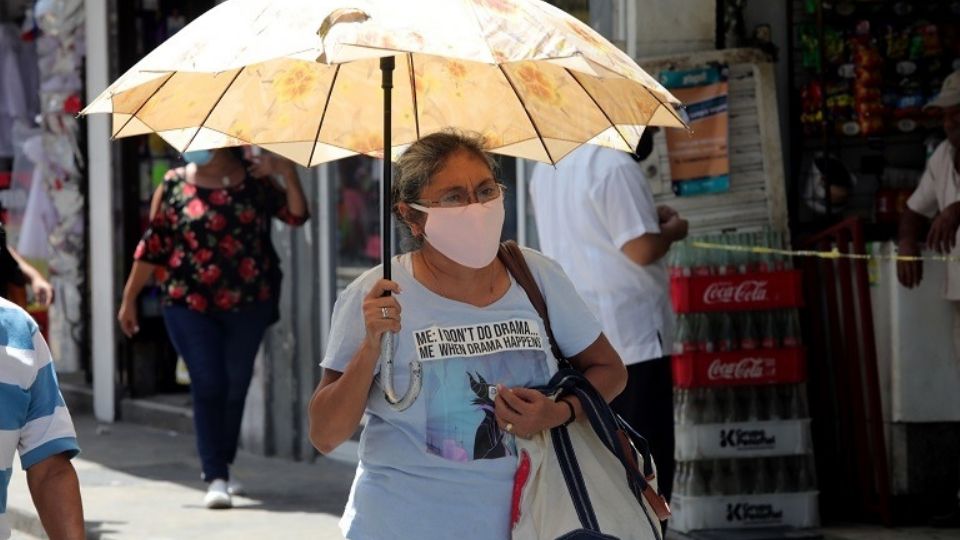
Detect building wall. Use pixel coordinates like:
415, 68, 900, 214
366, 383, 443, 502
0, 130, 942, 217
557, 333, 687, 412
631, 0, 715, 56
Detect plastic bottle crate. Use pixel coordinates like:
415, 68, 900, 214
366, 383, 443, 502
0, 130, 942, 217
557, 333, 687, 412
672, 347, 806, 388
671, 270, 804, 313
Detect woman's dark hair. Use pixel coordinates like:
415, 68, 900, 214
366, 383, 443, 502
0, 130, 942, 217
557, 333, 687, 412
391, 130, 498, 248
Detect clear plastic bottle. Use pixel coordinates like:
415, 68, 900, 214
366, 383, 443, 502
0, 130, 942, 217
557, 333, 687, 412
696, 313, 716, 353
718, 312, 737, 352
675, 388, 689, 425
789, 384, 810, 419
722, 387, 740, 423
768, 385, 786, 420
690, 461, 708, 496
688, 388, 705, 425
797, 455, 815, 492
703, 388, 721, 424
746, 386, 761, 421
713, 459, 732, 495
783, 309, 803, 348
773, 456, 793, 493
754, 457, 774, 494
740, 312, 759, 350
673, 315, 696, 355
672, 462, 688, 497
729, 459, 745, 495
760, 311, 780, 349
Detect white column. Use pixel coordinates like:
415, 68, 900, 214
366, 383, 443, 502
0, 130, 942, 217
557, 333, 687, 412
317, 165, 334, 348
85, 0, 115, 422
516, 159, 528, 247
625, 0, 638, 59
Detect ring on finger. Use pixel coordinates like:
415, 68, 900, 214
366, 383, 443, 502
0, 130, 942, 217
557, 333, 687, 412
381, 307, 390, 319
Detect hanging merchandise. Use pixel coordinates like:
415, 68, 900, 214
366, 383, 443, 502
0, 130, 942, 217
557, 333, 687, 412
0, 23, 40, 160
5, 124, 43, 252
21, 0, 87, 373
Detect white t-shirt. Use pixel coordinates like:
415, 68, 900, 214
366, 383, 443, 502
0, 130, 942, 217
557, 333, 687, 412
530, 144, 674, 364
321, 249, 601, 540
907, 140, 960, 300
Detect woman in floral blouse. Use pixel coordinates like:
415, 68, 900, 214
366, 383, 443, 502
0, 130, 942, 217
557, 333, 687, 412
117, 147, 308, 509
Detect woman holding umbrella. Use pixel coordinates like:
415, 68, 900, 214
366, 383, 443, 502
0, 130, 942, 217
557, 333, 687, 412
309, 130, 627, 539
118, 147, 308, 509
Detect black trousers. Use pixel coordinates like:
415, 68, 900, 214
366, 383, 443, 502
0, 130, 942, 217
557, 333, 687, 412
610, 356, 675, 502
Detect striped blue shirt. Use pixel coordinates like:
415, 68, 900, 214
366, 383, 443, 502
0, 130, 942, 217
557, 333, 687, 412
0, 299, 79, 539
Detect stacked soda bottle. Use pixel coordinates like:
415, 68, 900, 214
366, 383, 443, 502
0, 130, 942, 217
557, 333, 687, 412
667, 228, 818, 533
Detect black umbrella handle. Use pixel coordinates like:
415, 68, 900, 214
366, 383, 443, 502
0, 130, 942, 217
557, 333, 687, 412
380, 56, 395, 283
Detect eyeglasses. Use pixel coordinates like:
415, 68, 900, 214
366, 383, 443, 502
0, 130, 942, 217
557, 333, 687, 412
415, 182, 506, 208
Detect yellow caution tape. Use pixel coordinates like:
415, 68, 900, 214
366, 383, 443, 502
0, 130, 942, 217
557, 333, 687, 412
690, 241, 960, 262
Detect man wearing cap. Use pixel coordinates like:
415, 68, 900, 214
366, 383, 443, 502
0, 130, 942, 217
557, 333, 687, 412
897, 70, 960, 527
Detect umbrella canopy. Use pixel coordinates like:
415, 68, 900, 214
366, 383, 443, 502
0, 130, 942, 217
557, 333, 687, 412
83, 0, 685, 166
84, 0, 688, 411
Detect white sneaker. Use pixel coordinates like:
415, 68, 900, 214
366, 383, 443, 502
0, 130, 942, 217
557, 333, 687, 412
227, 479, 245, 496
204, 479, 232, 509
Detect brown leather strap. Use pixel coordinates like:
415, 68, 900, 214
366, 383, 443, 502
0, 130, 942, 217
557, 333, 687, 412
497, 241, 570, 369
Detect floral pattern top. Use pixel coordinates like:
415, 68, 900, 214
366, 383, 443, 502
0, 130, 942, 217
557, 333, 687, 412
134, 173, 308, 313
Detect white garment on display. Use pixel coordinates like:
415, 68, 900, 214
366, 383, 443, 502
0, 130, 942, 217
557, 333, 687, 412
17, 167, 57, 259
0, 24, 28, 158
530, 144, 675, 365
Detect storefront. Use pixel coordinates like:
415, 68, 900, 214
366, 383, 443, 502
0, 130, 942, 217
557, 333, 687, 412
67, 0, 960, 528
786, 0, 960, 524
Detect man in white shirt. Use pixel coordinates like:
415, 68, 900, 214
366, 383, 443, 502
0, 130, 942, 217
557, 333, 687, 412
897, 70, 960, 527
530, 133, 688, 500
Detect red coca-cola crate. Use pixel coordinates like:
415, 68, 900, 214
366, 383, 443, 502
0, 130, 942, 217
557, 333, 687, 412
670, 270, 804, 313
672, 347, 806, 388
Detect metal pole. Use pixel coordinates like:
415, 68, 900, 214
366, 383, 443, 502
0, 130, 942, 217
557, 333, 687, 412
86, 0, 116, 422
381, 56, 395, 280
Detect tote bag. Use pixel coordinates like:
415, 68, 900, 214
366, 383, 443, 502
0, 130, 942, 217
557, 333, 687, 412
497, 242, 670, 540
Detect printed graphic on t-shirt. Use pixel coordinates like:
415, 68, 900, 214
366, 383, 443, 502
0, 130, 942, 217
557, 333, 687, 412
414, 319, 550, 463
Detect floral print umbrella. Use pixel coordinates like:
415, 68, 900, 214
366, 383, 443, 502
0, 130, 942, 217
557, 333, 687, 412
83, 0, 685, 166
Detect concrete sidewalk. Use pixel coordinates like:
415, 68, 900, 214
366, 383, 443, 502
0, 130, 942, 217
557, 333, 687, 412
6, 415, 356, 539
8, 415, 959, 540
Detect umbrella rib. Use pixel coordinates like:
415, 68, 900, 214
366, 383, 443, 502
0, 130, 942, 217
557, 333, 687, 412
462, 0, 500, 64
497, 65, 554, 165
182, 67, 246, 152
307, 64, 341, 167
112, 72, 175, 138
407, 53, 421, 140
641, 81, 686, 129
564, 68, 635, 153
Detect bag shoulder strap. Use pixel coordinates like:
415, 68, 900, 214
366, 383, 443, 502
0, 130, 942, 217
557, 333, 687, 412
497, 241, 569, 369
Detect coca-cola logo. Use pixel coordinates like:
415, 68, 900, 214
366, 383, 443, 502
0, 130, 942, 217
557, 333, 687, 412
707, 358, 774, 381
726, 503, 784, 522
720, 429, 777, 449
703, 281, 770, 304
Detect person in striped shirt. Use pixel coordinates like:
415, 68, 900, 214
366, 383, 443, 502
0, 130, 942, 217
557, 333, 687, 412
0, 295, 84, 539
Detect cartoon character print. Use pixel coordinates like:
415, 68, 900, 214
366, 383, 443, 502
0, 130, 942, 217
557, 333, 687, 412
423, 347, 549, 463
468, 372, 511, 460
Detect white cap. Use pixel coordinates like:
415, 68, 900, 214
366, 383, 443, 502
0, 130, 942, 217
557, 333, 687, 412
925, 70, 960, 109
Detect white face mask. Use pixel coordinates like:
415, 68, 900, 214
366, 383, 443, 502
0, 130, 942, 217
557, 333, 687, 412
409, 196, 505, 268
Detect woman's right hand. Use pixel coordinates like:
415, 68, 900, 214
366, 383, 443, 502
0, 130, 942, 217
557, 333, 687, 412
118, 299, 140, 338
362, 279, 402, 352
